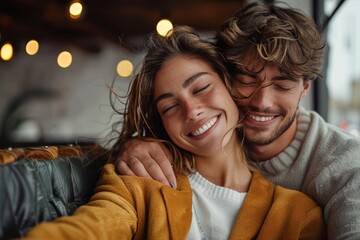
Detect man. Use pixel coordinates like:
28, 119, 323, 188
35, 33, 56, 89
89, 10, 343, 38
115, 1, 360, 239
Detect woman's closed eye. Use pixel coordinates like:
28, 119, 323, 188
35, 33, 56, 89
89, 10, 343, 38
193, 83, 211, 94
162, 103, 179, 114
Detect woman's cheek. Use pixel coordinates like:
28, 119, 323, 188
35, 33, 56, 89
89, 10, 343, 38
162, 118, 175, 134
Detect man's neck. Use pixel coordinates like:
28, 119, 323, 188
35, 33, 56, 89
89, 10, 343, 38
249, 119, 298, 161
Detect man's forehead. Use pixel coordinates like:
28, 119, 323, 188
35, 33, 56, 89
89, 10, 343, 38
235, 64, 301, 82
236, 62, 278, 76
234, 51, 267, 71
232, 52, 303, 82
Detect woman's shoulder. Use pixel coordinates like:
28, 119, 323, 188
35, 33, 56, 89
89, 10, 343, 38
250, 172, 320, 213
272, 185, 326, 238
99, 164, 191, 193
273, 184, 319, 209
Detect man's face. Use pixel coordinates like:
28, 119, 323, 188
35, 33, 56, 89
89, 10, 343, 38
233, 62, 310, 146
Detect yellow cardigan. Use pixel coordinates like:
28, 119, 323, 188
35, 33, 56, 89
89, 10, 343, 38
23, 164, 326, 240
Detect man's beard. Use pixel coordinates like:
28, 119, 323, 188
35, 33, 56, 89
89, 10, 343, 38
241, 107, 298, 146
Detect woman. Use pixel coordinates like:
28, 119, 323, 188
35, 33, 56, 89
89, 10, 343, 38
23, 26, 325, 240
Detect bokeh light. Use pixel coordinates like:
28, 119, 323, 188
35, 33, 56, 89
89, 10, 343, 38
156, 19, 173, 37
69, 2, 83, 19
1, 42, 14, 61
57, 51, 72, 68
117, 60, 133, 77
26, 40, 39, 55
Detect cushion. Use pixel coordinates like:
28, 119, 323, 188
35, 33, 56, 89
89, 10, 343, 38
0, 145, 108, 239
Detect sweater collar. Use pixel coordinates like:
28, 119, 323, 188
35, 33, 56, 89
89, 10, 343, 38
249, 107, 310, 175
161, 172, 276, 239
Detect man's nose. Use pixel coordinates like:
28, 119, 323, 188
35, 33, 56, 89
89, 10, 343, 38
249, 85, 274, 110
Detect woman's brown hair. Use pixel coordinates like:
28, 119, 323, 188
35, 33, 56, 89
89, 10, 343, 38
111, 26, 241, 174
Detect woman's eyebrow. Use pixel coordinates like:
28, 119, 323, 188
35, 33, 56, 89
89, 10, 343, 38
182, 72, 209, 88
155, 93, 173, 106
155, 72, 209, 105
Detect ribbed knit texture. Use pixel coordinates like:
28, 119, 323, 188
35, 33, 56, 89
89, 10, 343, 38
249, 106, 360, 240
250, 107, 309, 176
187, 172, 246, 240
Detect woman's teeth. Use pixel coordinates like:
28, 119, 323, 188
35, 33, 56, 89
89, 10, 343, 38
191, 116, 218, 136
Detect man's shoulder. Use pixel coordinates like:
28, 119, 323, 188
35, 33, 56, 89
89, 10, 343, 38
297, 108, 360, 164
300, 107, 359, 142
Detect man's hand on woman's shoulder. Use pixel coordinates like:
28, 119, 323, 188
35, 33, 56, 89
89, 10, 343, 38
115, 138, 177, 188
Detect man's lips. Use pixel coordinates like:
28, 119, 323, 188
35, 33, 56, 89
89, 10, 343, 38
188, 116, 219, 137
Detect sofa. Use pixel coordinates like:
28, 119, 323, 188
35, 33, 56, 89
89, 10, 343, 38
0, 144, 109, 239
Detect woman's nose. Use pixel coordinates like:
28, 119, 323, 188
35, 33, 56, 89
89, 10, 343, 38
183, 99, 203, 120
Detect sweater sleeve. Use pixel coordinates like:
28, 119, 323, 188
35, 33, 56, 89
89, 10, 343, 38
22, 164, 138, 240
318, 138, 360, 240
247, 108, 360, 239
297, 109, 360, 239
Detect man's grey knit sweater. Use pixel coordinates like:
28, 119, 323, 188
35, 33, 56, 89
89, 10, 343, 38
250, 107, 360, 240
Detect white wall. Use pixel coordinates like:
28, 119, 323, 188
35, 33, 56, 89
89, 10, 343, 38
0, 41, 142, 146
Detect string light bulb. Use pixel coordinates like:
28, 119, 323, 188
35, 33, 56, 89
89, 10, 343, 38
57, 51, 72, 68
156, 19, 173, 37
117, 60, 133, 77
26, 40, 39, 55
69, 1, 83, 19
1, 42, 14, 61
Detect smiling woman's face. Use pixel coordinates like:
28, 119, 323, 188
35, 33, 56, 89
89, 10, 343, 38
154, 55, 239, 158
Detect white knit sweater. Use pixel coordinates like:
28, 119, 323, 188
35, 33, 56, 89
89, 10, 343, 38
249, 107, 360, 240
187, 172, 246, 240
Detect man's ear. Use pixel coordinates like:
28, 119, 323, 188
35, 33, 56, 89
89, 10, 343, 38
301, 81, 311, 99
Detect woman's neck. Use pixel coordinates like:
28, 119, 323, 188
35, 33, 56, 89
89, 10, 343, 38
194, 135, 252, 192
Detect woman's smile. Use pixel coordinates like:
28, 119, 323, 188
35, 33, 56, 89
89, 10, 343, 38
189, 115, 219, 137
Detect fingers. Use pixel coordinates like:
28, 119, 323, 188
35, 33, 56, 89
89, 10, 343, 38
115, 159, 136, 176
149, 152, 177, 189
116, 155, 152, 178
142, 160, 172, 186
114, 138, 177, 188
117, 155, 171, 186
